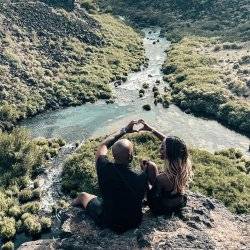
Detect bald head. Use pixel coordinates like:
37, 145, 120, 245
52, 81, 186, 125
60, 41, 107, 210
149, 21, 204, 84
112, 139, 133, 165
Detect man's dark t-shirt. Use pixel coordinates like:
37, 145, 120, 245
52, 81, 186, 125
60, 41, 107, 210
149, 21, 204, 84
96, 156, 148, 232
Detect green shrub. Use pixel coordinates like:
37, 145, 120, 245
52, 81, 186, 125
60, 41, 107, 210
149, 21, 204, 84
21, 213, 31, 221
8, 206, 21, 218
15, 219, 23, 233
23, 215, 42, 236
0, 129, 44, 187
0, 217, 16, 239
21, 202, 41, 214
40, 217, 52, 231
19, 189, 33, 203
1, 241, 14, 250
62, 139, 100, 195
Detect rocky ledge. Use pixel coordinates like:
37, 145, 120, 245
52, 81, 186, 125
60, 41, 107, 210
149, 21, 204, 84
18, 193, 250, 249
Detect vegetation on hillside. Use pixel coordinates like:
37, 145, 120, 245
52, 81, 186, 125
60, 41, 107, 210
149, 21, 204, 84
97, 0, 250, 135
62, 133, 250, 214
0, 0, 145, 130
163, 37, 250, 136
0, 129, 65, 247
98, 0, 249, 42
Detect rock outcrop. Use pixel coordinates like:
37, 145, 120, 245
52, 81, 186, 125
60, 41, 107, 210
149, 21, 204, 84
18, 193, 250, 249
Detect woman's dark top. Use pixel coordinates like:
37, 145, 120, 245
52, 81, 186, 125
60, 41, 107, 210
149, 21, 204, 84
147, 176, 187, 215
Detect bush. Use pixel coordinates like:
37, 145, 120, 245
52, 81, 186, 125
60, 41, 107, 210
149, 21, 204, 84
19, 189, 33, 203
62, 139, 100, 195
0, 129, 44, 186
23, 215, 42, 236
40, 217, 52, 231
8, 206, 21, 219
0, 217, 16, 239
21, 202, 41, 214
1, 241, 14, 250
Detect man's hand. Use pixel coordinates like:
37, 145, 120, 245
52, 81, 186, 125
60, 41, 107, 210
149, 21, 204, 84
124, 120, 139, 133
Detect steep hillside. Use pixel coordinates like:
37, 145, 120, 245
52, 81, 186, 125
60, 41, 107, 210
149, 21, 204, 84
0, 0, 145, 130
98, 0, 250, 42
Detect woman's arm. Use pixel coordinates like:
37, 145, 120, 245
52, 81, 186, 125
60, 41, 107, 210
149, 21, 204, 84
138, 119, 165, 141
140, 160, 159, 185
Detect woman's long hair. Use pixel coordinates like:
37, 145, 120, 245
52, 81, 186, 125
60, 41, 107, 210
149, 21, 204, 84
164, 136, 192, 193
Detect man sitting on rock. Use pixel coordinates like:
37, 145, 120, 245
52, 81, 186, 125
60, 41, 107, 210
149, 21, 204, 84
73, 121, 148, 233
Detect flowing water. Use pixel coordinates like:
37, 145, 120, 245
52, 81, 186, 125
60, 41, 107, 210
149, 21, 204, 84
22, 28, 250, 155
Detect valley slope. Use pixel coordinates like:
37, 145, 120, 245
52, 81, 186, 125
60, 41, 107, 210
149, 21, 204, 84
0, 0, 145, 130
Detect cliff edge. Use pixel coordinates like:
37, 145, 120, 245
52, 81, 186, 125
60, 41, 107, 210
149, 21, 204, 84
19, 193, 250, 249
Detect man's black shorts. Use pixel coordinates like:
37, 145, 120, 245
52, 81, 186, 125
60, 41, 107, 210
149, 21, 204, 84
86, 197, 104, 226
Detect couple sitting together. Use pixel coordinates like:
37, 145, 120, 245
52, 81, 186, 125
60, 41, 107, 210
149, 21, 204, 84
73, 120, 192, 234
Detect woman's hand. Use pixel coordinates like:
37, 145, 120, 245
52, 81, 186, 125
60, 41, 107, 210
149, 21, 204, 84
138, 119, 166, 141
124, 120, 138, 133
138, 119, 152, 132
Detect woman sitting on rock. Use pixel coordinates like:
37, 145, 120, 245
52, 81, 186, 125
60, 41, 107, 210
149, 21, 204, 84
139, 119, 193, 215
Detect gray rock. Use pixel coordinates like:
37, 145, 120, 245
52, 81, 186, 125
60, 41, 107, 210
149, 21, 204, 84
19, 193, 250, 250
18, 239, 58, 250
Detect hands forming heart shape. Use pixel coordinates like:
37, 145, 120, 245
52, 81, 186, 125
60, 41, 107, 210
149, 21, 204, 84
132, 122, 144, 132
124, 119, 152, 133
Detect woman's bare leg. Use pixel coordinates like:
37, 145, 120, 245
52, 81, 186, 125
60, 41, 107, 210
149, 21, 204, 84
72, 192, 97, 209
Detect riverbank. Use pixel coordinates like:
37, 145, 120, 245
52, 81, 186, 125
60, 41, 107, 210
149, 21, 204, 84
163, 37, 250, 136
21, 28, 250, 156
